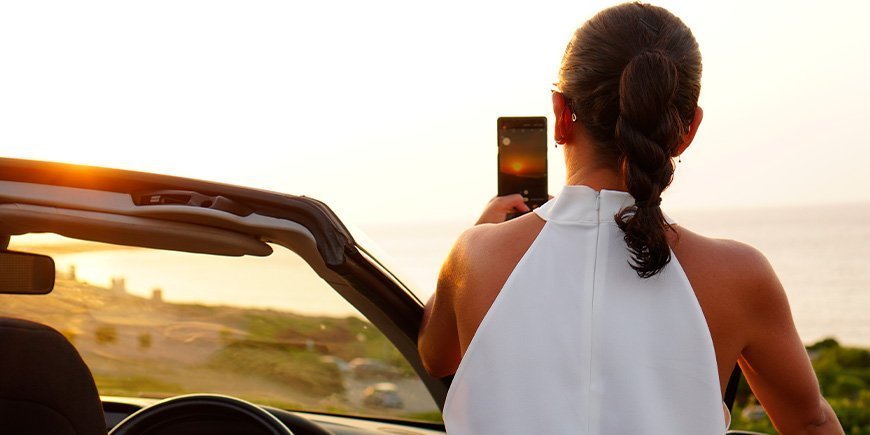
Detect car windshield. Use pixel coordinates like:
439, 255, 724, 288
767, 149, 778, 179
2, 234, 441, 423
345, 218, 470, 303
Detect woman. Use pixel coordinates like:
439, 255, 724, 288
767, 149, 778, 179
418, 3, 843, 434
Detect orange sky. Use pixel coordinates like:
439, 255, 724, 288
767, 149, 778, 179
0, 0, 868, 227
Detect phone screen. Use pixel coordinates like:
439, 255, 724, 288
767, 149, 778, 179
498, 117, 548, 215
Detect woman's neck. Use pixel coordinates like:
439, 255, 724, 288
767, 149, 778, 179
563, 142, 627, 192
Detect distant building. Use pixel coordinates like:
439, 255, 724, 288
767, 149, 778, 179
151, 288, 163, 303
110, 277, 127, 295
68, 265, 76, 281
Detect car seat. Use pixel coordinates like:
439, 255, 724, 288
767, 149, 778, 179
0, 317, 106, 434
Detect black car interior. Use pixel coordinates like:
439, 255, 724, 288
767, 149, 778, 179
0, 317, 106, 435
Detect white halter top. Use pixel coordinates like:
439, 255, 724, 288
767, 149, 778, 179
442, 185, 729, 434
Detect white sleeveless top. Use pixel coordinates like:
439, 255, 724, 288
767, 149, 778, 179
442, 184, 729, 434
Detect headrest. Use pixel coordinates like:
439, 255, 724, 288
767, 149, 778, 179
0, 317, 105, 434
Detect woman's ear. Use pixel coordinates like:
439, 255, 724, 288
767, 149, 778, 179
552, 91, 574, 144
675, 106, 703, 156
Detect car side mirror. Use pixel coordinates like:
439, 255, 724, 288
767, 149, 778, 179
0, 250, 55, 295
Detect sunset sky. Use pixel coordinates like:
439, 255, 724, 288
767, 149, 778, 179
1, 0, 868, 227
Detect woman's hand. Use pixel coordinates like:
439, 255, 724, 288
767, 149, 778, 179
475, 194, 530, 225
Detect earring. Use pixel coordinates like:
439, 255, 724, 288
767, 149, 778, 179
678, 156, 682, 163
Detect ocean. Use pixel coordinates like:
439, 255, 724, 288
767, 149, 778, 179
17, 202, 869, 349
358, 202, 870, 348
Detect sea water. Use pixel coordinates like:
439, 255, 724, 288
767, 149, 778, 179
19, 202, 869, 348
359, 202, 870, 348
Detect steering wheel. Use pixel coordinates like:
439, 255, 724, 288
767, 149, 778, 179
109, 394, 294, 435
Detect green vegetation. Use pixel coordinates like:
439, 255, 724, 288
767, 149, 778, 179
137, 332, 152, 350
731, 338, 870, 434
94, 374, 185, 398
401, 411, 444, 423
95, 325, 117, 345
210, 339, 344, 398
0, 275, 442, 421
242, 313, 416, 376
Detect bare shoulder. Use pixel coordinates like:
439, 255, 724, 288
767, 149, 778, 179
673, 225, 768, 268
440, 213, 547, 349
434, 222, 490, 304
671, 225, 782, 314
669, 223, 791, 391
437, 223, 492, 289
444, 214, 543, 277
672, 229, 838, 432
423, 213, 546, 375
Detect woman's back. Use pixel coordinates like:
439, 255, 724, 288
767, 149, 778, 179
443, 185, 726, 434
418, 3, 842, 433
433, 186, 838, 433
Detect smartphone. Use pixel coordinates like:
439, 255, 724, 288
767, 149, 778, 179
497, 116, 548, 219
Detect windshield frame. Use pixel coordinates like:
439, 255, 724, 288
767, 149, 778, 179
0, 157, 450, 411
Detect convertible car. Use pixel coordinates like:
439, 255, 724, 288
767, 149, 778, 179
0, 157, 761, 434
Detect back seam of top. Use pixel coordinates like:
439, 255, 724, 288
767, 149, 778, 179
586, 197, 602, 434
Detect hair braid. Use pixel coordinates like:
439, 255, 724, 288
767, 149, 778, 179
614, 48, 685, 277
558, 2, 702, 278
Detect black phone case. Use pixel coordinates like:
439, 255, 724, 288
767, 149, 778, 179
497, 116, 548, 220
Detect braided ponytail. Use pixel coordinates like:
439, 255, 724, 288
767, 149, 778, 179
558, 3, 702, 278
615, 49, 685, 277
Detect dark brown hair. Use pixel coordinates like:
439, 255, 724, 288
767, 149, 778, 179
558, 2, 701, 278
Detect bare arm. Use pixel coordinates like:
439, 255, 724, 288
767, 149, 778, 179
738, 248, 843, 434
418, 232, 469, 378
418, 283, 461, 377
418, 194, 531, 377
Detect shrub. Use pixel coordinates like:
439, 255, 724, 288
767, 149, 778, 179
95, 325, 117, 345
138, 332, 152, 350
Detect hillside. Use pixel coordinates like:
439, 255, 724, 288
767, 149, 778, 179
0, 274, 438, 420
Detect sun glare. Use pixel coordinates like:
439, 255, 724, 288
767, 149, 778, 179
0, 0, 868, 224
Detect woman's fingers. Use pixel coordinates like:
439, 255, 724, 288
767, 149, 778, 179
476, 194, 525, 225
498, 194, 530, 212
